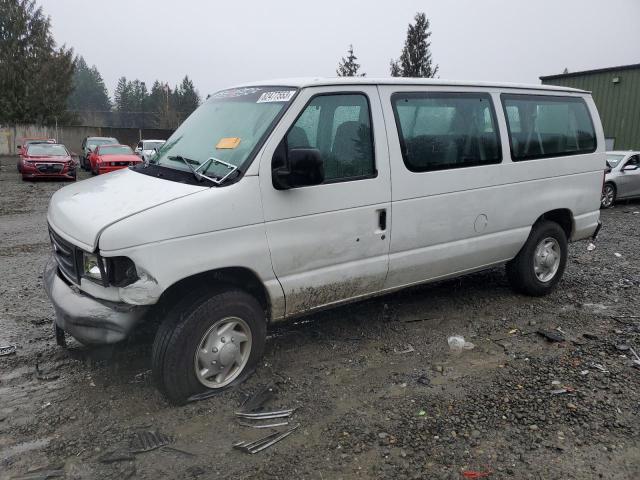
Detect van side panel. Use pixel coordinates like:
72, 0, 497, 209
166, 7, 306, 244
379, 86, 604, 290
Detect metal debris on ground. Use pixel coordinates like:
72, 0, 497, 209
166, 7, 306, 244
235, 408, 296, 420
233, 424, 299, 454
235, 384, 297, 427
586, 241, 596, 251
536, 329, 565, 342
393, 344, 415, 354
237, 420, 289, 429
0, 344, 17, 356
130, 430, 173, 453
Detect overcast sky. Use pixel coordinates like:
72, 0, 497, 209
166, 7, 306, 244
40, 0, 639, 98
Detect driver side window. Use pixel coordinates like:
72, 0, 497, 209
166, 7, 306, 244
285, 93, 375, 183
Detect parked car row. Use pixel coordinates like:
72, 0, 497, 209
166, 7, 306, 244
16, 136, 166, 181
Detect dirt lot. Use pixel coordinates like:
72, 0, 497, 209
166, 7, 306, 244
1, 155, 639, 480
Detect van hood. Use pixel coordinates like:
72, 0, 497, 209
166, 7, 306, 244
48, 168, 208, 251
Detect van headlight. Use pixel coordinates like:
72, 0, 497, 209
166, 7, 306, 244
81, 252, 138, 287
82, 253, 105, 283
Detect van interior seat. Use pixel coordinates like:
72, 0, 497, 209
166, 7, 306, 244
288, 126, 311, 149
330, 121, 362, 177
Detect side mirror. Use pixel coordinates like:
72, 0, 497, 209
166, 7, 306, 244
623, 164, 639, 171
273, 148, 324, 190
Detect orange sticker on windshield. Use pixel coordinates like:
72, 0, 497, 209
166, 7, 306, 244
216, 137, 241, 149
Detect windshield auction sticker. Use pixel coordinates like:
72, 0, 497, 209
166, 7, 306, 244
257, 90, 296, 103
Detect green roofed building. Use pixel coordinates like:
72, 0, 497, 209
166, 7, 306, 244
540, 63, 640, 150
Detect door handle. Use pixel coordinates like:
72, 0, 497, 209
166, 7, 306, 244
378, 209, 387, 231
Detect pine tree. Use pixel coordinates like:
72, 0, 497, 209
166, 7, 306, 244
114, 76, 131, 111
174, 76, 200, 115
67, 56, 111, 111
390, 12, 438, 78
336, 45, 365, 77
0, 0, 75, 123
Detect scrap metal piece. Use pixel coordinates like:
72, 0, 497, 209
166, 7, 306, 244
130, 431, 172, 453
237, 420, 290, 429
233, 424, 300, 454
0, 344, 17, 356
235, 408, 296, 420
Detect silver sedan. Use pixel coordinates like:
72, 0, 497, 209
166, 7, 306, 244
601, 151, 640, 208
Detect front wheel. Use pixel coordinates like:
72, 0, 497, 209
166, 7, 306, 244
601, 183, 616, 209
151, 288, 266, 405
506, 220, 568, 296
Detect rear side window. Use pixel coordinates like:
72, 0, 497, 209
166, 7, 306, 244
501, 94, 596, 161
391, 92, 501, 172
286, 93, 375, 182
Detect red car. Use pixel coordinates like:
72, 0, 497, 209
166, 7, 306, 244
88, 144, 142, 175
17, 138, 56, 171
20, 143, 76, 181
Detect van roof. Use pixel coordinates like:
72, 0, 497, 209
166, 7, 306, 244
234, 77, 588, 94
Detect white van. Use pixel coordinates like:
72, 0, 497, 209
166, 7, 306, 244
44, 78, 604, 403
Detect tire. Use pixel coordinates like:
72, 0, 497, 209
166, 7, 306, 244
506, 220, 568, 296
601, 183, 616, 209
151, 288, 266, 405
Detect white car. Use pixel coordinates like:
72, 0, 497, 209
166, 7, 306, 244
44, 78, 604, 404
601, 150, 640, 208
134, 139, 166, 162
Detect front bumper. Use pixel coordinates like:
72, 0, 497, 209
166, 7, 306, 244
43, 257, 149, 344
22, 163, 76, 180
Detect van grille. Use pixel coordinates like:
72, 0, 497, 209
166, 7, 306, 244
49, 227, 80, 284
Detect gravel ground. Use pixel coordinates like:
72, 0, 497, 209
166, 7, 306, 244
1, 155, 639, 479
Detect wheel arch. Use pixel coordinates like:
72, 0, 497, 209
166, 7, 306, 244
153, 267, 271, 322
535, 208, 573, 240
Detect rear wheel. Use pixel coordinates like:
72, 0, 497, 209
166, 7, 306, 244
506, 220, 568, 296
601, 183, 616, 208
151, 288, 266, 405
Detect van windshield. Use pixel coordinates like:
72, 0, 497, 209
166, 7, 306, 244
152, 87, 297, 180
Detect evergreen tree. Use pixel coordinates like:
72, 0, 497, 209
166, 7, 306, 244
114, 76, 132, 111
336, 45, 365, 77
0, 0, 74, 123
129, 79, 148, 111
390, 12, 438, 78
174, 75, 200, 115
390, 59, 401, 77
67, 56, 111, 111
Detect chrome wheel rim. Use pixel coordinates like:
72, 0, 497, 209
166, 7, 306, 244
601, 185, 614, 208
533, 237, 561, 282
193, 316, 252, 388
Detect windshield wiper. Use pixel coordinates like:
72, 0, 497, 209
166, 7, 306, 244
168, 155, 240, 185
167, 155, 219, 185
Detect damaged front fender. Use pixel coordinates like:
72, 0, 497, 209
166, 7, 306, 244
44, 257, 149, 344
